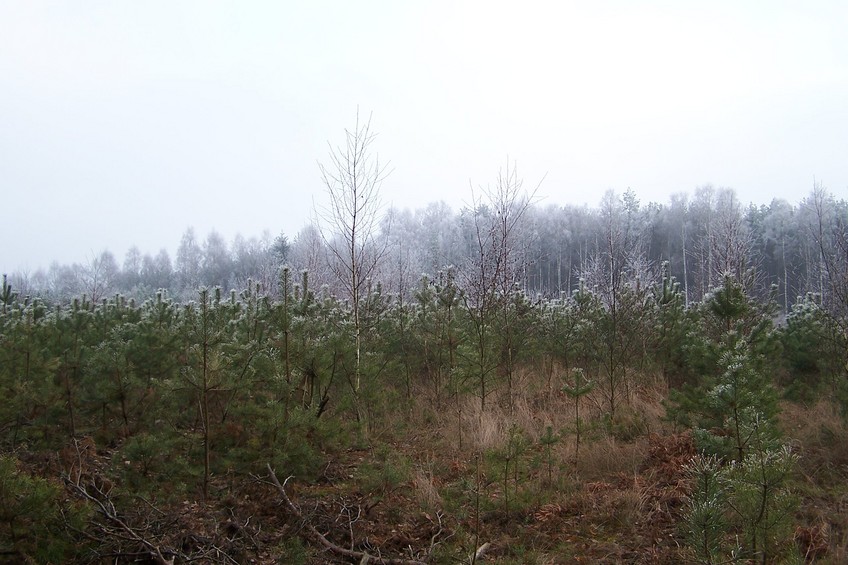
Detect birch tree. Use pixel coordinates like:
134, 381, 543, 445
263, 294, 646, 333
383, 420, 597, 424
459, 163, 535, 410
316, 111, 389, 425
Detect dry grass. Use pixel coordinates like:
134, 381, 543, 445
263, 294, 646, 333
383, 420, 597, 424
461, 398, 507, 450
780, 399, 848, 482
779, 399, 848, 563
425, 372, 670, 487
412, 463, 443, 511
628, 384, 668, 433
577, 436, 648, 480
345, 376, 848, 563
321, 371, 697, 563
456, 392, 549, 452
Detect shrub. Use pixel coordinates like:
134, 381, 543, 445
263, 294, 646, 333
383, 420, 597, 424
0, 455, 90, 562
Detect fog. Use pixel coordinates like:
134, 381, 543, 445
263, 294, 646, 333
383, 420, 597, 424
2, 1, 846, 272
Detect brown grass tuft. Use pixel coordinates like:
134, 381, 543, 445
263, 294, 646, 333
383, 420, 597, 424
780, 400, 848, 483
794, 522, 831, 562
412, 465, 443, 511
578, 436, 647, 480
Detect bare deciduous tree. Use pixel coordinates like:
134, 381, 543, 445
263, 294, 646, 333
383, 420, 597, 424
460, 162, 536, 410
710, 188, 753, 289
579, 189, 652, 416
806, 184, 848, 351
316, 110, 390, 424
82, 250, 118, 303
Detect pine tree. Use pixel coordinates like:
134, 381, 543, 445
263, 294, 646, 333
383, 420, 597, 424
1, 274, 16, 315
780, 290, 848, 406
561, 367, 595, 465
692, 341, 780, 461
53, 297, 95, 440
178, 288, 225, 499
0, 298, 54, 447
538, 425, 560, 488
650, 262, 690, 386
685, 455, 734, 565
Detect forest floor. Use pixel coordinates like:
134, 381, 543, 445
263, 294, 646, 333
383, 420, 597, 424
251, 387, 848, 564
244, 388, 848, 563
23, 383, 848, 564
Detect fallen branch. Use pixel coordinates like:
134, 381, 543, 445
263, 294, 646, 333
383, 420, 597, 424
473, 542, 492, 562
266, 463, 428, 565
428, 511, 450, 556
64, 477, 178, 565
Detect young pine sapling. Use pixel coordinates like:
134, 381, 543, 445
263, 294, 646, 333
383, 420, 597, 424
562, 367, 594, 467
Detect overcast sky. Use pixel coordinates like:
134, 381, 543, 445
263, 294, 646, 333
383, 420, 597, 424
1, 1, 846, 272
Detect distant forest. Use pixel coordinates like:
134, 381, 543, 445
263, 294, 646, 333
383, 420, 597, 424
6, 184, 847, 317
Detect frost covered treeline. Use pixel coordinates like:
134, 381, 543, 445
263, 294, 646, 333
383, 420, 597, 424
5, 184, 847, 313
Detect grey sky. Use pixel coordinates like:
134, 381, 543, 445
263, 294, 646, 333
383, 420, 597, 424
2, 1, 846, 272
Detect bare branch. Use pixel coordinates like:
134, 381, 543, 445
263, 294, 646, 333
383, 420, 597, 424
64, 477, 179, 565
266, 464, 429, 565
314, 110, 393, 409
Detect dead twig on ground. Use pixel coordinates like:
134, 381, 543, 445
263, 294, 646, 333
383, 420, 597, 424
266, 463, 430, 564
64, 476, 179, 565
